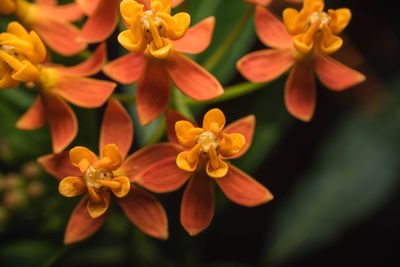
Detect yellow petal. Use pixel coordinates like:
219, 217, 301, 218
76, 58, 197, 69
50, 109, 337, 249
69, 146, 97, 172
219, 133, 246, 158
319, 24, 343, 54
120, 0, 144, 26
0, 0, 16, 15
59, 176, 86, 197
111, 176, 131, 198
28, 31, 46, 64
176, 144, 201, 172
328, 8, 351, 35
157, 12, 190, 40
118, 28, 147, 53
283, 8, 303, 35
12, 60, 39, 83
202, 108, 225, 134
175, 120, 204, 148
151, 0, 171, 13
304, 0, 324, 12
149, 40, 172, 59
96, 144, 123, 171
0, 50, 23, 70
87, 190, 111, 218
7, 22, 29, 39
206, 146, 228, 178
0, 65, 19, 89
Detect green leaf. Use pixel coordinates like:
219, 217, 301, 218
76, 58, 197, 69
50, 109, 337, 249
263, 98, 400, 265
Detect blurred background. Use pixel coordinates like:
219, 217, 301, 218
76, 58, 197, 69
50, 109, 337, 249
1, 0, 400, 266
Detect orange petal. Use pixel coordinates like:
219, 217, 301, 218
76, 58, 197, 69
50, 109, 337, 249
16, 95, 46, 130
103, 53, 145, 84
59, 176, 87, 197
171, 0, 183, 7
176, 144, 201, 172
78, 0, 119, 43
55, 43, 107, 77
42, 93, 77, 153
39, 3, 84, 22
246, 0, 272, 5
100, 99, 133, 159
175, 120, 203, 148
237, 48, 295, 83
135, 157, 191, 193
255, 6, 293, 49
181, 172, 215, 236
110, 176, 131, 198
222, 115, 255, 159
219, 133, 246, 158
165, 109, 192, 144
137, 59, 170, 125
31, 18, 86, 56
121, 143, 183, 179
206, 146, 228, 178
166, 52, 223, 101
315, 54, 366, 91
76, 0, 101, 15
284, 61, 316, 122
36, 0, 56, 5
38, 152, 81, 181
173, 17, 215, 55
54, 76, 116, 108
87, 190, 111, 218
118, 187, 168, 240
216, 165, 273, 207
64, 196, 107, 244
202, 108, 225, 133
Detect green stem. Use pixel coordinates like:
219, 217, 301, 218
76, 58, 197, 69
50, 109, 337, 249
187, 82, 266, 105
42, 245, 74, 267
203, 4, 254, 72
113, 93, 136, 103
173, 88, 195, 120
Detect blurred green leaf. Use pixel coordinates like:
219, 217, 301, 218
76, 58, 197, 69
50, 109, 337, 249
263, 97, 400, 265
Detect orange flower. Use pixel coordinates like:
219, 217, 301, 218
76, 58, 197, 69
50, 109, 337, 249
133, 109, 273, 236
77, 0, 184, 44
38, 99, 172, 244
103, 0, 223, 125
0, 0, 85, 56
246, 0, 302, 6
0, 22, 116, 153
237, 0, 366, 121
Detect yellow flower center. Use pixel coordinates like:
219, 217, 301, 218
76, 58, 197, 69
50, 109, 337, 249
140, 10, 167, 49
308, 11, 330, 29
84, 166, 114, 190
197, 131, 219, 153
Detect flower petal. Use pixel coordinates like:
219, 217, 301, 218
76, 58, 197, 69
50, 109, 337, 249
103, 53, 146, 84
87, 189, 111, 218
216, 165, 273, 207
181, 172, 215, 236
121, 143, 183, 179
206, 145, 228, 178
219, 133, 246, 158
237, 48, 295, 83
100, 99, 133, 159
78, 0, 119, 43
135, 157, 191, 193
42, 93, 77, 153
315, 54, 366, 91
55, 43, 107, 77
222, 115, 255, 159
110, 176, 131, 198
69, 146, 97, 171
118, 187, 168, 240
97, 144, 123, 171
255, 6, 293, 49
246, 0, 272, 5
54, 76, 116, 108
173, 17, 215, 55
137, 59, 170, 125
38, 152, 81, 181
175, 120, 203, 148
202, 108, 225, 133
284, 61, 316, 122
165, 109, 191, 144
176, 144, 201, 172
166, 52, 223, 100
59, 176, 86, 197
171, 0, 183, 7
31, 18, 86, 56
39, 3, 84, 22
64, 196, 107, 244
16, 95, 46, 130
76, 0, 101, 15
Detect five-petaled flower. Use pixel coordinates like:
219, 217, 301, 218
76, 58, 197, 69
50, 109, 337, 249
103, 0, 223, 125
132, 109, 273, 236
0, 22, 116, 153
38, 99, 171, 244
76, 0, 183, 44
0, 0, 85, 56
237, 0, 366, 121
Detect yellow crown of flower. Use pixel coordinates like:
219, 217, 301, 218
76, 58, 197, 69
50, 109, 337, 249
118, 0, 190, 59
283, 0, 351, 55
0, 22, 46, 88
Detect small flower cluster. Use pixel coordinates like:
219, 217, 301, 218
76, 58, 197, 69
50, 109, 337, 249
0, 0, 365, 243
